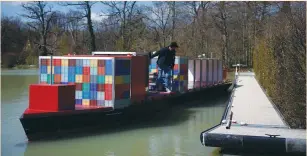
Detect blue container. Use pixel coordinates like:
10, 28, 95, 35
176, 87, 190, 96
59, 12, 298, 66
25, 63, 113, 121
97, 100, 104, 106
105, 60, 113, 75
76, 66, 83, 75
90, 91, 97, 100
75, 99, 82, 105
122, 91, 130, 99
68, 74, 75, 83
76, 59, 82, 66
90, 67, 97, 75
90, 83, 97, 91
82, 91, 90, 99
76, 91, 82, 99
40, 74, 47, 82
54, 66, 61, 74
90, 75, 97, 83
41, 66, 47, 74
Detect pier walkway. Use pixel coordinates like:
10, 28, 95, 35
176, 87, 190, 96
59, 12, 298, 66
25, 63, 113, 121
201, 72, 306, 154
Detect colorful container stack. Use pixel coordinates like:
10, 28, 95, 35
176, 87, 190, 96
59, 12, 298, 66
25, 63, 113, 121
188, 58, 223, 88
149, 56, 188, 92
172, 56, 188, 92
39, 56, 132, 109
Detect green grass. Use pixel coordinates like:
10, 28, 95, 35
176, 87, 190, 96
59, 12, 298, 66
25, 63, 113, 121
13, 64, 38, 69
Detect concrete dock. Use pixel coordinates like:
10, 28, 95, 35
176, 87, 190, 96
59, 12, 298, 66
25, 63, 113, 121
200, 72, 306, 154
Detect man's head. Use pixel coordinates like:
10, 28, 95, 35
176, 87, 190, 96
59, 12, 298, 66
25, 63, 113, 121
168, 42, 179, 51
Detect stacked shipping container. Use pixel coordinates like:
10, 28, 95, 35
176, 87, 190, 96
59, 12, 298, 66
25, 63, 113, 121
188, 59, 223, 88
173, 56, 188, 92
148, 56, 188, 93
39, 56, 134, 109
39, 55, 223, 110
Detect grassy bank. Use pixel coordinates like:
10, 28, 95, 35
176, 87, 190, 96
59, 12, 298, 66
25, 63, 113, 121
1, 65, 38, 70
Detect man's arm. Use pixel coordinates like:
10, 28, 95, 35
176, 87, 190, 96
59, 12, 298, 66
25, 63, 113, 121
150, 50, 161, 59
171, 51, 176, 68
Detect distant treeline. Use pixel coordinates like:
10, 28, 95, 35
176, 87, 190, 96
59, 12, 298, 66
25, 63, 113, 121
1, 1, 302, 68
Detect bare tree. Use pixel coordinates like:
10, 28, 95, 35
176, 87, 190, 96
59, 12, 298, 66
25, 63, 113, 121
145, 2, 172, 47
61, 2, 97, 52
212, 2, 230, 67
101, 1, 142, 51
21, 1, 57, 56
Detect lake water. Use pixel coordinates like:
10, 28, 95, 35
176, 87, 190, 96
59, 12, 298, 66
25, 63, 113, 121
1, 69, 231, 156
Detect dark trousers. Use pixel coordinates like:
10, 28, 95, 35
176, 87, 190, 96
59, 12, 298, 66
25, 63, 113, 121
156, 64, 172, 90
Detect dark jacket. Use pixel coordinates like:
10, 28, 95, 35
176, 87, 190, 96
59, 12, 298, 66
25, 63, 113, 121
151, 47, 176, 68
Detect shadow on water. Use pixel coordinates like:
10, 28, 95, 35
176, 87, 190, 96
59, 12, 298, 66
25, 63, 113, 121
24, 93, 231, 144
22, 94, 231, 156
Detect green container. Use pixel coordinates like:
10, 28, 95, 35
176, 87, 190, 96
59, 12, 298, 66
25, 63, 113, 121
97, 75, 105, 84
83, 83, 90, 91
47, 74, 54, 84
123, 75, 130, 83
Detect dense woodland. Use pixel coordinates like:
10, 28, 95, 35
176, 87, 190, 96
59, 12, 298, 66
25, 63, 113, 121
1, 1, 306, 128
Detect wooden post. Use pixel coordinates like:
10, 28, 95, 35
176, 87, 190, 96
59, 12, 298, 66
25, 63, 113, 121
50, 54, 53, 85
226, 111, 233, 129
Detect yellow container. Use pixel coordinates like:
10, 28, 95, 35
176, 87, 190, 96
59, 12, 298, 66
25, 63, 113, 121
82, 99, 89, 106
75, 75, 83, 83
105, 76, 113, 84
115, 76, 124, 84
90, 60, 98, 67
62, 59, 68, 66
180, 75, 184, 81
47, 66, 55, 74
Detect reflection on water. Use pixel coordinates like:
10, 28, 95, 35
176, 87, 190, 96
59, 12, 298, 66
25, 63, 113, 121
2, 69, 230, 156
23, 104, 226, 156
1, 70, 39, 156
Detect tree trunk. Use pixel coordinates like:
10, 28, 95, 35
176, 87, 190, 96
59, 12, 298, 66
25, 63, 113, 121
86, 2, 96, 52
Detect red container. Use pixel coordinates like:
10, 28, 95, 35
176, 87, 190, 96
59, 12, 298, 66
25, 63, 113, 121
29, 84, 76, 111
76, 83, 83, 90
53, 59, 61, 66
83, 67, 90, 75
41, 59, 47, 66
174, 64, 179, 70
115, 84, 130, 100
98, 67, 105, 75
97, 84, 105, 91
131, 56, 147, 103
105, 84, 112, 100
90, 100, 97, 106
68, 59, 76, 66
98, 60, 105, 67
83, 75, 90, 83
54, 74, 61, 83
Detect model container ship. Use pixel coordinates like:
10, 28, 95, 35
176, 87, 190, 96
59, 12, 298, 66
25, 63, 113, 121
20, 52, 231, 141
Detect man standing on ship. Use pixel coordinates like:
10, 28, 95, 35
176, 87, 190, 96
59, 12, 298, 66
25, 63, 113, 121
150, 42, 179, 93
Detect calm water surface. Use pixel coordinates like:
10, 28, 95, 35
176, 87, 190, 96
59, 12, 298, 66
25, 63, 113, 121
2, 69, 231, 156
